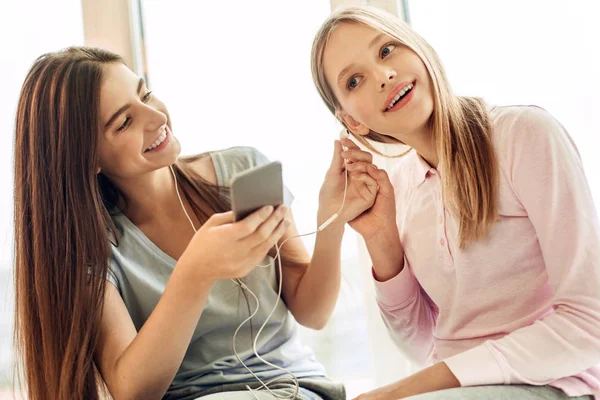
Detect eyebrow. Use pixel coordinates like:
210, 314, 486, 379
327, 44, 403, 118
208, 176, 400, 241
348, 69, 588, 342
337, 63, 356, 86
369, 33, 386, 50
336, 33, 386, 86
103, 78, 145, 129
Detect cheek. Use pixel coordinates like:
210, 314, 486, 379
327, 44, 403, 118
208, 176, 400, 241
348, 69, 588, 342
98, 136, 142, 174
415, 62, 433, 93
97, 138, 112, 167
419, 74, 436, 110
348, 93, 377, 119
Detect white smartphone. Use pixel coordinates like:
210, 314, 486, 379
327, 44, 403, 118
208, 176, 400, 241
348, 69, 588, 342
230, 161, 284, 222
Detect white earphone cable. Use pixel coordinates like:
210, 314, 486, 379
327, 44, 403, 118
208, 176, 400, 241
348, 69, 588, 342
170, 154, 349, 400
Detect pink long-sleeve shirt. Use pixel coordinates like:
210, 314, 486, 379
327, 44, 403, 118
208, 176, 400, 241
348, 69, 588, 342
374, 105, 600, 398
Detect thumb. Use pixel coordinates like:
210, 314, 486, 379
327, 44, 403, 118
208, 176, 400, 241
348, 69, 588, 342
206, 210, 234, 226
327, 140, 345, 175
367, 165, 394, 197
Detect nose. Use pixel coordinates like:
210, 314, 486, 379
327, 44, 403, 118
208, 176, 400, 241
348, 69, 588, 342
378, 68, 397, 90
142, 103, 168, 132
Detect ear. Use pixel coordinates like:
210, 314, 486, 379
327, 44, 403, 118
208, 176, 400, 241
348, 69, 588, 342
96, 167, 101, 174
338, 110, 370, 136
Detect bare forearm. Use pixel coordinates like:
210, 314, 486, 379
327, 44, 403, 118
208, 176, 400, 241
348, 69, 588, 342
112, 266, 214, 399
395, 362, 460, 398
291, 217, 345, 329
364, 226, 404, 282
358, 362, 460, 399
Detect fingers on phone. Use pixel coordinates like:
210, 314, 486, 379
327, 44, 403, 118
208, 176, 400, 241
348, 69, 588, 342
236, 205, 274, 237
249, 207, 288, 256
206, 211, 234, 226
245, 205, 286, 244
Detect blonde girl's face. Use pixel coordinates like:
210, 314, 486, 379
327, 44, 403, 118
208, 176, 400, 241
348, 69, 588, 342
322, 22, 435, 140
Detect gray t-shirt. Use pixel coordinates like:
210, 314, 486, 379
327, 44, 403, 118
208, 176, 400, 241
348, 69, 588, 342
106, 147, 344, 399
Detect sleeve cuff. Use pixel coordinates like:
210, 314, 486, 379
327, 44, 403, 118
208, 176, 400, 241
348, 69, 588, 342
283, 184, 294, 207
443, 343, 507, 387
373, 260, 419, 308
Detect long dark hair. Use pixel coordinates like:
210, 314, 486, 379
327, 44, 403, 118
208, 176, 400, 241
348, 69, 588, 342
14, 46, 301, 400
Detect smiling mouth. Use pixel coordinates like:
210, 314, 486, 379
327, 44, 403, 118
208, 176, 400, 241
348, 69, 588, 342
144, 127, 167, 152
386, 82, 415, 111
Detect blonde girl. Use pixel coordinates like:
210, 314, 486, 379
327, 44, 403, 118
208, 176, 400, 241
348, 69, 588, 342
311, 6, 600, 400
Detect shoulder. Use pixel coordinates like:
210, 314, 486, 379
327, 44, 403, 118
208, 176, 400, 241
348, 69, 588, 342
180, 152, 217, 185
489, 105, 572, 150
490, 104, 556, 125
489, 105, 581, 179
210, 146, 269, 169
183, 146, 270, 186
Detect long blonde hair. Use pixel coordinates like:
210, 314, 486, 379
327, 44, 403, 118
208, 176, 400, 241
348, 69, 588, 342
311, 6, 498, 247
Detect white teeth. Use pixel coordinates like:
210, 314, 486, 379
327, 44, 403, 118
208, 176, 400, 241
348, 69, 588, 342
387, 83, 414, 110
146, 128, 168, 151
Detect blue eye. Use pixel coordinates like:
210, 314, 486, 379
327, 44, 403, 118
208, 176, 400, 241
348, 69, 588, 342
347, 76, 362, 90
381, 44, 396, 58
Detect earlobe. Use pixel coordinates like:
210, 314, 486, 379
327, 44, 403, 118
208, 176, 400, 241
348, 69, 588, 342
339, 111, 370, 136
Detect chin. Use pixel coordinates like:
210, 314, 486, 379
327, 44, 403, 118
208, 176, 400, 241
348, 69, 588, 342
167, 148, 182, 165
172, 140, 182, 157
161, 136, 182, 160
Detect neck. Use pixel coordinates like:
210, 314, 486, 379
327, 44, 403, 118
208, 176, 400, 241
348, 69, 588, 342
395, 121, 438, 168
109, 166, 183, 226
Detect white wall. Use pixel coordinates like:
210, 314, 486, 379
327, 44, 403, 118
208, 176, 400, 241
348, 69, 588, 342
408, 0, 600, 205
0, 0, 84, 265
0, 0, 84, 386
140, 0, 379, 395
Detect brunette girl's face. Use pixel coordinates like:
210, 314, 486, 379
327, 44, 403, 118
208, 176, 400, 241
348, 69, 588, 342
97, 63, 181, 180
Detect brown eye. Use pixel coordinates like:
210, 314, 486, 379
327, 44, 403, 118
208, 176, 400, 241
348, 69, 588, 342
117, 117, 131, 132
142, 91, 153, 103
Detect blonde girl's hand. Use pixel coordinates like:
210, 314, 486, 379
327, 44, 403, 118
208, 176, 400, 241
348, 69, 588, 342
340, 138, 398, 241
318, 140, 379, 227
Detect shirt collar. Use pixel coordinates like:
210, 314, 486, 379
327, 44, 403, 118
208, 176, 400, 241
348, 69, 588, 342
412, 152, 439, 188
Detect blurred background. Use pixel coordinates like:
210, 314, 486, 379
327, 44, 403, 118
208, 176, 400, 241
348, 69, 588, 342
1, 0, 599, 398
